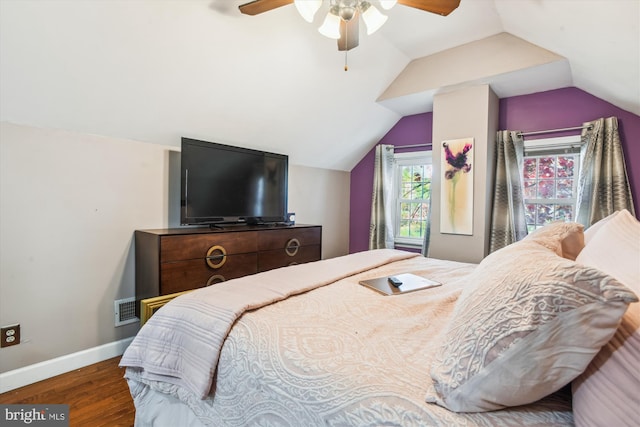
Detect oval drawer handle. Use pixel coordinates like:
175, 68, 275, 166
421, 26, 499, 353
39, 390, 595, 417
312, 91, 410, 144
285, 238, 300, 257
205, 245, 227, 269
206, 274, 226, 286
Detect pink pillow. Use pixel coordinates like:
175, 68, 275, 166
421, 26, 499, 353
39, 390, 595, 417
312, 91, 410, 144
582, 210, 619, 245
572, 209, 640, 427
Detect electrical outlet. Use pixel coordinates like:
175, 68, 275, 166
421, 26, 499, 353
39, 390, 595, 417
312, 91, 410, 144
1, 324, 20, 347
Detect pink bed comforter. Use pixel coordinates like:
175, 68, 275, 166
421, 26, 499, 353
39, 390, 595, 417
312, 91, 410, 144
120, 249, 419, 399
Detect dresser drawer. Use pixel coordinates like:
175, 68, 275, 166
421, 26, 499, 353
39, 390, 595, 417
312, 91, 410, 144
160, 232, 258, 262
136, 225, 322, 303
258, 227, 321, 252
258, 245, 321, 272
160, 253, 258, 294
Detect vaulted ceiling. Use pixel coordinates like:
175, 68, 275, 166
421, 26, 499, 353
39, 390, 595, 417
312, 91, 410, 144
1, 0, 638, 171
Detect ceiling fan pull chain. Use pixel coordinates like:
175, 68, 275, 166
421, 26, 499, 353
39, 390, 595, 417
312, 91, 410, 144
344, 24, 349, 71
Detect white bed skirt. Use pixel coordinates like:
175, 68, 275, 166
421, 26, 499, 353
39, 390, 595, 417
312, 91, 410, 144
128, 377, 207, 427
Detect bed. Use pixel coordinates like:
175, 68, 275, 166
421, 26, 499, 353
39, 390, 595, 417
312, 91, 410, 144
121, 210, 640, 427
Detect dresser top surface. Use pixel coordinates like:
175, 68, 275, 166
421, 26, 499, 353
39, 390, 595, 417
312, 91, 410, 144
136, 224, 320, 236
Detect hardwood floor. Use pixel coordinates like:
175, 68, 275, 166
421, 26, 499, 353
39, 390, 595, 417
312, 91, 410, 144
0, 357, 135, 426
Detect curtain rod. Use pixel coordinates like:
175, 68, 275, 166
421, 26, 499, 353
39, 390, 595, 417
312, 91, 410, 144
385, 143, 432, 150
517, 124, 592, 137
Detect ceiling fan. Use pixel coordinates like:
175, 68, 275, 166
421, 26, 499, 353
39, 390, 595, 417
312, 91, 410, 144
239, 0, 461, 52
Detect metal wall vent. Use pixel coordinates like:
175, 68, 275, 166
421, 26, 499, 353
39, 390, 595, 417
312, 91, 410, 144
114, 297, 139, 327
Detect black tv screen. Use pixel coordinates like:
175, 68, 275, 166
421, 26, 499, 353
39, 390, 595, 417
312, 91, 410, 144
180, 138, 288, 226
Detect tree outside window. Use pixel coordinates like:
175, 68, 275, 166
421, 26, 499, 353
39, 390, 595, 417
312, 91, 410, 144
522, 137, 581, 232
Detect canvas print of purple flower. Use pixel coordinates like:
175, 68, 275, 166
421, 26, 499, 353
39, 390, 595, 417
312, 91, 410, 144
442, 140, 473, 233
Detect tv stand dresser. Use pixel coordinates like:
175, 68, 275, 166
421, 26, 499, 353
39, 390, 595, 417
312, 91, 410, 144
135, 224, 322, 302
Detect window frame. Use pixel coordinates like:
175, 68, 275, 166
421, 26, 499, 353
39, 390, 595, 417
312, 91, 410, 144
391, 151, 433, 248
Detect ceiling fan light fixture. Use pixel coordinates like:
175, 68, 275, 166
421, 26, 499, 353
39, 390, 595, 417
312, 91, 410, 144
361, 3, 387, 35
339, 6, 357, 21
318, 10, 342, 39
378, 0, 397, 10
239, 0, 462, 69
294, 0, 322, 23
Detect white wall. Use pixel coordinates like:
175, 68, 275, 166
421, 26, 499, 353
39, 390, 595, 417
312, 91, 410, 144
289, 165, 350, 259
0, 122, 349, 373
428, 85, 498, 263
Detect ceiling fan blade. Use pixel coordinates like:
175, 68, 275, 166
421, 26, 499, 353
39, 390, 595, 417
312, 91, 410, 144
338, 17, 359, 51
238, 0, 293, 16
398, 0, 461, 16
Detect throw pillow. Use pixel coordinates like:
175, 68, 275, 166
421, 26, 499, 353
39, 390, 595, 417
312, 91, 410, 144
522, 220, 585, 260
425, 222, 637, 412
575, 209, 639, 288
582, 210, 619, 245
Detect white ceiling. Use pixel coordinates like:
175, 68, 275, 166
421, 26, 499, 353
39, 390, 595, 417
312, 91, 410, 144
1, 0, 638, 171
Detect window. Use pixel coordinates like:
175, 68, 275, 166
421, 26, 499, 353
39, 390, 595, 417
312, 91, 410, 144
393, 152, 432, 248
522, 136, 581, 232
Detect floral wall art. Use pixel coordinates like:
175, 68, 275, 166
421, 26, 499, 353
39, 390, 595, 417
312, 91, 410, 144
440, 137, 474, 235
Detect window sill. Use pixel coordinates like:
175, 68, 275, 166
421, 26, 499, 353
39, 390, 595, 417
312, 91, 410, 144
394, 242, 423, 252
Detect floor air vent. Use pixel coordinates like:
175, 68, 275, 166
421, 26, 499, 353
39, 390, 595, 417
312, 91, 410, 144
114, 297, 138, 327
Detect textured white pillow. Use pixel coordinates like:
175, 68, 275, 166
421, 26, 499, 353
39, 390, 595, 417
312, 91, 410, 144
426, 222, 638, 413
572, 209, 640, 427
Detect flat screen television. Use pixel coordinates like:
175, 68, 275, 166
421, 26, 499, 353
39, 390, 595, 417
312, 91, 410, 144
180, 138, 288, 226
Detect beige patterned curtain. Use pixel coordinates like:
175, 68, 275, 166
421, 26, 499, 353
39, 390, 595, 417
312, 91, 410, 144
369, 144, 395, 249
421, 194, 432, 257
576, 117, 635, 226
489, 130, 528, 253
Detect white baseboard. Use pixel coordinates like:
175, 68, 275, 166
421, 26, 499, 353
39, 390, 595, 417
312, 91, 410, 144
0, 336, 135, 393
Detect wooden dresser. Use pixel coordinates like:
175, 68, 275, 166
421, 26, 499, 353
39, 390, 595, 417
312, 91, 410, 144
135, 224, 322, 302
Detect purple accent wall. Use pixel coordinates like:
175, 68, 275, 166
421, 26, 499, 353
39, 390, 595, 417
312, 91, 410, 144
349, 112, 433, 253
349, 87, 640, 253
499, 87, 639, 217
